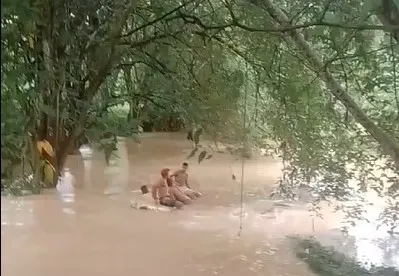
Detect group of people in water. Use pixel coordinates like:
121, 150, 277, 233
150, 162, 202, 209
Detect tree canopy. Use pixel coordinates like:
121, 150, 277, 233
1, 0, 399, 228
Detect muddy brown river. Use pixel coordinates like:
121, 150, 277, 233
1, 133, 398, 275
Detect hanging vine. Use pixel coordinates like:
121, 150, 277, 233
237, 62, 250, 237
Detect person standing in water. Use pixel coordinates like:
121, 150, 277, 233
151, 168, 184, 209
171, 162, 202, 199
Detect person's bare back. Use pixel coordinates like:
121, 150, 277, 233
151, 177, 169, 199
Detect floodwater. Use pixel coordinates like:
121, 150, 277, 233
1, 132, 398, 276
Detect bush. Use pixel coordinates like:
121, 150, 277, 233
292, 237, 399, 276
1, 174, 43, 196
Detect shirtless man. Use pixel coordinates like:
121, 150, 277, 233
151, 168, 184, 209
166, 177, 192, 205
171, 162, 202, 199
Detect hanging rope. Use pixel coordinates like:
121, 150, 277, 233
237, 65, 249, 237
237, 147, 246, 237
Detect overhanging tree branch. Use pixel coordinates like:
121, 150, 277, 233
121, 0, 198, 38
254, 0, 399, 169
323, 45, 395, 69
119, 31, 184, 47
176, 5, 398, 33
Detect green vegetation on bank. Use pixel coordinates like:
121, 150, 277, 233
293, 237, 399, 276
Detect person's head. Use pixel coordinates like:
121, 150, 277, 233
161, 168, 170, 179
182, 162, 188, 172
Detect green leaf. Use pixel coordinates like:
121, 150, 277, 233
305, 27, 321, 39
230, 70, 244, 88
323, 12, 341, 24
198, 150, 207, 164
359, 0, 374, 20
364, 82, 375, 91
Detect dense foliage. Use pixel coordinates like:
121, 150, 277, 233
1, 0, 398, 228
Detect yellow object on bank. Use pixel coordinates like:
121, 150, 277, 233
28, 35, 35, 49
37, 140, 55, 157
37, 140, 55, 184
43, 161, 55, 184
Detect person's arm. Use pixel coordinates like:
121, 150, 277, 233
186, 174, 192, 189
151, 182, 158, 200
169, 190, 176, 200
167, 181, 177, 200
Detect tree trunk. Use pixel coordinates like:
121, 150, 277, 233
123, 67, 139, 123
257, 0, 399, 169
376, 0, 399, 41
28, 0, 133, 188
